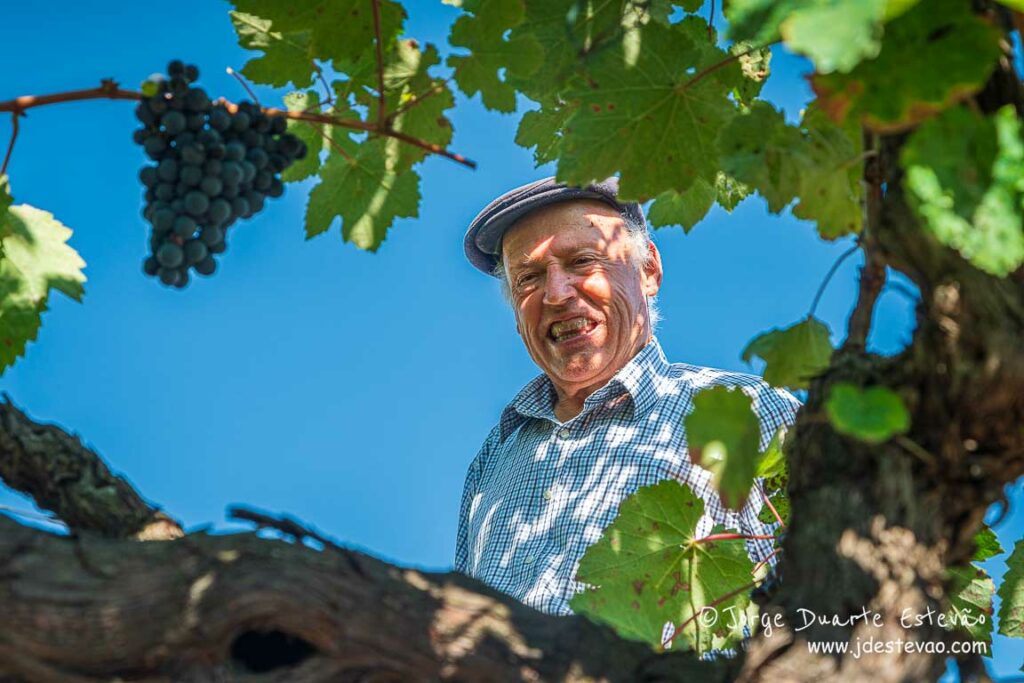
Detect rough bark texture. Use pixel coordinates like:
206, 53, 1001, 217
0, 504, 733, 682
1, 9, 1023, 683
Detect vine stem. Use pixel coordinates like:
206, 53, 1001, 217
665, 579, 759, 648
0, 111, 19, 177
760, 485, 785, 528
809, 244, 860, 318
0, 81, 476, 170
751, 547, 780, 577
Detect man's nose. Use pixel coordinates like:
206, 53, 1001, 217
542, 266, 576, 306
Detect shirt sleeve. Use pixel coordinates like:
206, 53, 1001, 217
454, 425, 498, 574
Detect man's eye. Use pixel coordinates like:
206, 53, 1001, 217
573, 256, 596, 266
514, 273, 536, 288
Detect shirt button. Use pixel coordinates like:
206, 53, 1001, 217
524, 555, 536, 564
543, 489, 553, 501
557, 428, 571, 439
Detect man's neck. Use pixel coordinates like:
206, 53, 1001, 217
550, 334, 652, 423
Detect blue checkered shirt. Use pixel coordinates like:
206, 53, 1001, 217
454, 336, 800, 616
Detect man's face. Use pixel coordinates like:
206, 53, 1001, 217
501, 199, 662, 398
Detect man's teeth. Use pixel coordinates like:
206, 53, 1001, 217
551, 317, 594, 340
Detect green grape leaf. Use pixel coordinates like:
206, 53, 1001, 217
902, 105, 1024, 277
230, 0, 406, 66
280, 90, 325, 182
731, 42, 772, 106
973, 526, 1003, 563
791, 107, 863, 239
755, 428, 787, 482
719, 102, 804, 213
648, 179, 716, 232
230, 11, 314, 88
825, 383, 910, 444
741, 317, 833, 390
555, 16, 741, 200
998, 540, 1024, 638
0, 197, 86, 374
515, 100, 575, 166
811, 0, 1000, 132
305, 137, 420, 250
725, 0, 915, 74
685, 386, 762, 510
719, 103, 862, 238
715, 172, 752, 212
447, 0, 543, 113
947, 564, 995, 645
357, 41, 456, 169
571, 480, 754, 653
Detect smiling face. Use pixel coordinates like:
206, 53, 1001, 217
500, 199, 662, 408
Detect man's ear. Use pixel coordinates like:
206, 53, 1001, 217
642, 240, 663, 297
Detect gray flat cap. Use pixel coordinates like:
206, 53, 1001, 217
464, 175, 647, 276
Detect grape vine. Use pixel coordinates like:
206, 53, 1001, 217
134, 60, 307, 287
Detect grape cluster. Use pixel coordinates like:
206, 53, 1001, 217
133, 60, 307, 287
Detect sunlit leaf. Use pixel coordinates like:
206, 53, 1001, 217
825, 383, 910, 444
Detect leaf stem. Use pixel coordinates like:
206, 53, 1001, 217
665, 579, 759, 648
679, 41, 777, 93
225, 67, 260, 105
692, 532, 776, 544
760, 485, 785, 528
809, 244, 859, 318
385, 76, 453, 124
1, 110, 19, 177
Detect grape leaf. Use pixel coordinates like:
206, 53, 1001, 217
791, 107, 863, 239
715, 173, 751, 212
757, 491, 789, 525
727, 0, 898, 75
0, 195, 86, 374
902, 105, 1024, 277
648, 180, 716, 232
515, 99, 575, 166
825, 383, 910, 444
719, 103, 862, 238
230, 11, 314, 88
570, 480, 754, 653
973, 526, 1003, 563
230, 0, 406, 65
447, 0, 543, 113
556, 16, 741, 201
281, 91, 325, 182
998, 540, 1024, 638
305, 137, 420, 250
947, 564, 995, 645
731, 41, 772, 106
811, 0, 1001, 132
719, 102, 804, 213
358, 41, 455, 169
741, 317, 833, 390
685, 386, 762, 510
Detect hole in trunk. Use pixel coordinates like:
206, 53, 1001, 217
230, 629, 316, 673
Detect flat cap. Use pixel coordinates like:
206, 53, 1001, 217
464, 175, 647, 276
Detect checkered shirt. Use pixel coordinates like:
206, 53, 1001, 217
454, 336, 801, 616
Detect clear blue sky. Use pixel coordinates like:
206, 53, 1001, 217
0, 1, 1019, 675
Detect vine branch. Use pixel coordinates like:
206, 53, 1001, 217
372, 0, 387, 130
809, 244, 860, 318
0, 80, 476, 170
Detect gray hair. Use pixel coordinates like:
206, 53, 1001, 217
491, 212, 661, 332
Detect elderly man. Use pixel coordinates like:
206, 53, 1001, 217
455, 176, 799, 616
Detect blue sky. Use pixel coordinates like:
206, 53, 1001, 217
0, 1, 1019, 675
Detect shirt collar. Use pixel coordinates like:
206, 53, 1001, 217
498, 336, 672, 440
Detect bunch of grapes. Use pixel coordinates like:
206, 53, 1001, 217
133, 60, 307, 288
